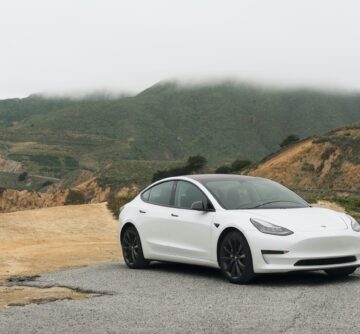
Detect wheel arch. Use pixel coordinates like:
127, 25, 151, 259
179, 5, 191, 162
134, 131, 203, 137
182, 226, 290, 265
120, 222, 136, 243
216, 227, 246, 265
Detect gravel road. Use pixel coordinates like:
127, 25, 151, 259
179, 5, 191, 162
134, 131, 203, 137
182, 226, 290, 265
1, 262, 360, 334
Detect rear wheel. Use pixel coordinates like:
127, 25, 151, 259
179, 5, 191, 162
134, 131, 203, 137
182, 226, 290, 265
325, 266, 357, 277
121, 226, 150, 269
219, 230, 255, 284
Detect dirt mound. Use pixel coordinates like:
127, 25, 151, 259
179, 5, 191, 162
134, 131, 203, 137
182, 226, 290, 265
249, 126, 360, 193
0, 170, 110, 213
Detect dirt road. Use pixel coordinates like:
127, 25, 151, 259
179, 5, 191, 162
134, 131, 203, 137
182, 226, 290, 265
0, 203, 120, 310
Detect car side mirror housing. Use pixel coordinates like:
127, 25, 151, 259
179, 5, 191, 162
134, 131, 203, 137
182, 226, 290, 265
191, 201, 206, 211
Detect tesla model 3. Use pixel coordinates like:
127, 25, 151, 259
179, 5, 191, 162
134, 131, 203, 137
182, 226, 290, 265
119, 175, 360, 283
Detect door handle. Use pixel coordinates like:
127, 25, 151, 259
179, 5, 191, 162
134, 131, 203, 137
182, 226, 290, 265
139, 210, 146, 214
171, 213, 179, 217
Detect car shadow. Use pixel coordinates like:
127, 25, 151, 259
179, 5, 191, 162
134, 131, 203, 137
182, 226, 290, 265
146, 261, 224, 281
143, 262, 360, 287
254, 270, 360, 287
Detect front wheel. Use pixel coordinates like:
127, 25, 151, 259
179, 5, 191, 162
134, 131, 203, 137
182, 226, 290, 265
325, 266, 357, 278
219, 230, 255, 284
121, 226, 150, 269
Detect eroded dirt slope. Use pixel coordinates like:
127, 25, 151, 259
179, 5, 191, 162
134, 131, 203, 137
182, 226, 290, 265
249, 126, 360, 192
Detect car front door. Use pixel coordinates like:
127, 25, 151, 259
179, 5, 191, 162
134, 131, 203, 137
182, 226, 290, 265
165, 180, 215, 263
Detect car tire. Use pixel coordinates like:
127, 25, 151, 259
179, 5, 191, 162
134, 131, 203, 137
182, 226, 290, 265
219, 230, 255, 284
121, 226, 150, 269
324, 266, 357, 277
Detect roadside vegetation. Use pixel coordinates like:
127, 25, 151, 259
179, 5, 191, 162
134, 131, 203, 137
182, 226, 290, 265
334, 196, 360, 220
279, 134, 299, 148
152, 155, 207, 182
215, 159, 251, 174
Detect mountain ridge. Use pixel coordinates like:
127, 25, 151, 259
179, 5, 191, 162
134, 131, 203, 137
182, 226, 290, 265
1, 81, 360, 179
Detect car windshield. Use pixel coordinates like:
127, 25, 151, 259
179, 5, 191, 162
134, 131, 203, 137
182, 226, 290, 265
201, 177, 309, 210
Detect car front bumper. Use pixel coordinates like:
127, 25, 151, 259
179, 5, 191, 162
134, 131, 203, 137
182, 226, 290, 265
246, 229, 360, 273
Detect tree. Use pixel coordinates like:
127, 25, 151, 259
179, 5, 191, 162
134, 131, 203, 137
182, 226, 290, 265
215, 165, 233, 174
280, 134, 299, 148
231, 159, 251, 171
215, 159, 252, 174
152, 155, 207, 182
185, 155, 207, 172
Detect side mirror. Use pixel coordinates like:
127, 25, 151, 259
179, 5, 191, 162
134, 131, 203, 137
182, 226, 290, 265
191, 200, 205, 211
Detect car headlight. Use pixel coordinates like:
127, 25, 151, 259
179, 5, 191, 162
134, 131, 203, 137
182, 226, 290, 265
349, 216, 360, 232
250, 218, 294, 236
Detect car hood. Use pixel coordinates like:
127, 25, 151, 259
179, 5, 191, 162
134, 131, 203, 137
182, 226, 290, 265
240, 207, 348, 232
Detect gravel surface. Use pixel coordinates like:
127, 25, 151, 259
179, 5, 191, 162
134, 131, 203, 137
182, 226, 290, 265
1, 262, 360, 333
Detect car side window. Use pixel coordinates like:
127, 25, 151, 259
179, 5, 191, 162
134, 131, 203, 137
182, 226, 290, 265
147, 181, 174, 206
141, 189, 151, 202
174, 181, 209, 209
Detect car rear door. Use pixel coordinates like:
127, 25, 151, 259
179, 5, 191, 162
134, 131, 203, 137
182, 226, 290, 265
136, 181, 175, 259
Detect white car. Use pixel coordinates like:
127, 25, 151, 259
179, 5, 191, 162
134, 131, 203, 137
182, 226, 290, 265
119, 174, 360, 283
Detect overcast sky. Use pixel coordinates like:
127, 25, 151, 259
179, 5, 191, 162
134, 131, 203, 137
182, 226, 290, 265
1, 0, 360, 99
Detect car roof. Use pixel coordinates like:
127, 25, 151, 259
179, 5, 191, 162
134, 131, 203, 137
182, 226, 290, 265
184, 174, 262, 182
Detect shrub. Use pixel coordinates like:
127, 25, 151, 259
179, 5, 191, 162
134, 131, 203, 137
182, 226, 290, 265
152, 155, 207, 182
320, 146, 336, 160
301, 162, 315, 172
64, 156, 79, 169
107, 193, 137, 218
18, 172, 28, 181
215, 159, 251, 174
336, 196, 360, 213
40, 180, 53, 188
231, 159, 251, 171
215, 165, 233, 174
280, 134, 299, 148
64, 189, 86, 205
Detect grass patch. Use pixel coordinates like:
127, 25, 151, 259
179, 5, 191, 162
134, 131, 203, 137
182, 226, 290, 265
334, 196, 360, 215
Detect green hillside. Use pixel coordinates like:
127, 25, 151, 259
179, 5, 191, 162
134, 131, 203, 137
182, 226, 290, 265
1, 81, 360, 178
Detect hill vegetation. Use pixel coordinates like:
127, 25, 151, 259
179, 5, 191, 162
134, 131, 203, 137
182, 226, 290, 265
1, 81, 360, 181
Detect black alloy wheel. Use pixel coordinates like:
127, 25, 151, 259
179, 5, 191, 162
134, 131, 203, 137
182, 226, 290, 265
121, 226, 149, 269
219, 230, 255, 284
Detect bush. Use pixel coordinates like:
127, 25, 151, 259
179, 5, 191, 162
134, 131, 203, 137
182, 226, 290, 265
215, 165, 233, 174
231, 159, 251, 171
280, 134, 299, 148
320, 146, 336, 160
152, 155, 207, 182
64, 156, 79, 169
336, 196, 360, 213
107, 193, 137, 218
18, 172, 28, 181
64, 189, 86, 205
40, 180, 53, 188
301, 162, 315, 172
215, 159, 251, 174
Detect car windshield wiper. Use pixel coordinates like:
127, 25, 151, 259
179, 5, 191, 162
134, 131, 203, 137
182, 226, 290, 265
246, 200, 303, 209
